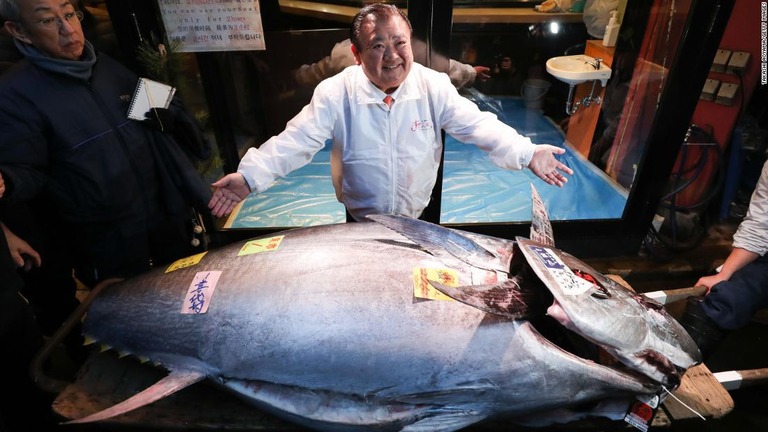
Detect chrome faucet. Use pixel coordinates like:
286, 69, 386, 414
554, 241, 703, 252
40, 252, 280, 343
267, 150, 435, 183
585, 57, 603, 70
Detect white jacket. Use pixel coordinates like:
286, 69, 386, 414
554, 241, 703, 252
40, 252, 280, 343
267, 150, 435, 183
238, 63, 537, 221
733, 159, 768, 256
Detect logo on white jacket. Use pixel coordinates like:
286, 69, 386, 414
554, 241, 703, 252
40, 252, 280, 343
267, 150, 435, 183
410, 120, 433, 131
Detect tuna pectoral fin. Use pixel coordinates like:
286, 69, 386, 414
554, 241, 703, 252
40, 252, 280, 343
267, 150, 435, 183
429, 278, 544, 319
400, 410, 488, 432
65, 369, 206, 424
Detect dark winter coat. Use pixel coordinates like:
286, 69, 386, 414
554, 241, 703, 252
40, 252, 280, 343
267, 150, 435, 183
0, 49, 212, 283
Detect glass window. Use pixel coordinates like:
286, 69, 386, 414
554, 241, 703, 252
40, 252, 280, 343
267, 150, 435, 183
100, 0, 728, 256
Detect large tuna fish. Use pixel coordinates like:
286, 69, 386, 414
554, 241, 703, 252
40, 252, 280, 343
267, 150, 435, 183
67, 186, 701, 431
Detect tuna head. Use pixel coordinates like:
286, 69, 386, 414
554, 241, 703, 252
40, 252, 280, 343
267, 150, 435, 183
515, 237, 702, 387
369, 214, 701, 389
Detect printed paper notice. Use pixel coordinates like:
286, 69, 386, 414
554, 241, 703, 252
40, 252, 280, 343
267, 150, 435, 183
413, 268, 459, 301
166, 251, 208, 273
158, 0, 265, 53
238, 236, 284, 256
182, 271, 222, 314
529, 245, 593, 296
529, 183, 554, 246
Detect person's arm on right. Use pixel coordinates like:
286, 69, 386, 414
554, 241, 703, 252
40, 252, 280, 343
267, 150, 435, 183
698, 159, 768, 292
527, 145, 574, 187
696, 247, 759, 292
436, 72, 572, 186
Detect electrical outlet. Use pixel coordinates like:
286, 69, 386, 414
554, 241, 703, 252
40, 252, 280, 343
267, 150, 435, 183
711, 49, 731, 73
727, 51, 750, 74
715, 82, 739, 106
700, 78, 720, 101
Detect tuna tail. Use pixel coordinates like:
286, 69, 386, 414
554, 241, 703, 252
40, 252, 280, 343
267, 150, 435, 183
529, 183, 555, 247
64, 369, 206, 424
365, 214, 505, 273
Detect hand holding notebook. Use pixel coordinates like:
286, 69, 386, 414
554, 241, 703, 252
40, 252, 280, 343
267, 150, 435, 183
127, 77, 176, 121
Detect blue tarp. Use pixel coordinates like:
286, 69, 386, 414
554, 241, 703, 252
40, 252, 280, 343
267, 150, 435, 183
225, 96, 627, 229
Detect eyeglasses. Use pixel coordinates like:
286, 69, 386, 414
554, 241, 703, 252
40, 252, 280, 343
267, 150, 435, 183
28, 10, 84, 30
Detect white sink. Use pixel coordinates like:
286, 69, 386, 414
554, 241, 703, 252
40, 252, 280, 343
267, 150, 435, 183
546, 55, 612, 86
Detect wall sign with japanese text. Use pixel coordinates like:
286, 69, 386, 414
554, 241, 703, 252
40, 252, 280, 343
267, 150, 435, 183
158, 0, 266, 52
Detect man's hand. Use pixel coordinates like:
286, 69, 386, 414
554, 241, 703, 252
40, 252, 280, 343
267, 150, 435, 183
144, 107, 175, 133
696, 274, 727, 295
473, 66, 491, 82
695, 248, 757, 295
0, 171, 5, 198
208, 173, 251, 217
1, 222, 41, 271
528, 145, 573, 187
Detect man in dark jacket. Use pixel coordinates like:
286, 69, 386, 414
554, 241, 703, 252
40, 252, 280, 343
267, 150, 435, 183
0, 0, 212, 293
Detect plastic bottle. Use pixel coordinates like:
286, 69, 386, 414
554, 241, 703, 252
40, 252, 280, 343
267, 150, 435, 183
602, 10, 620, 47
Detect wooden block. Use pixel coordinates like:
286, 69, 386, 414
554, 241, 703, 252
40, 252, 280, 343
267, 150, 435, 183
662, 363, 734, 420
603, 277, 735, 422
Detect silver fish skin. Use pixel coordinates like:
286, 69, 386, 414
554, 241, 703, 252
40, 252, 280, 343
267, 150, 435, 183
78, 218, 696, 431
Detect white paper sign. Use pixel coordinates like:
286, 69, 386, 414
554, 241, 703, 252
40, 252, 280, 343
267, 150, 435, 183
182, 270, 222, 314
158, 0, 266, 52
528, 245, 594, 296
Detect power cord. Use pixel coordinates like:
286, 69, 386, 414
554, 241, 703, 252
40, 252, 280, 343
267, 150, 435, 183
645, 124, 725, 256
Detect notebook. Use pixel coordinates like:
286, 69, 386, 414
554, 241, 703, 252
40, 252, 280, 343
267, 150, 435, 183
127, 77, 176, 120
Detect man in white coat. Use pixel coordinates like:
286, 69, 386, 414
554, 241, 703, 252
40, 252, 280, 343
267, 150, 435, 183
208, 3, 573, 221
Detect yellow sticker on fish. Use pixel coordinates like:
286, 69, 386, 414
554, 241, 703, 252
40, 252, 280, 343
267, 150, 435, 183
165, 252, 208, 273
413, 268, 459, 301
238, 235, 285, 256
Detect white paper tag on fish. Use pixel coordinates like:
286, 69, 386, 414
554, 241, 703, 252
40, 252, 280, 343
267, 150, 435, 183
181, 271, 222, 314
623, 393, 660, 431
526, 245, 593, 296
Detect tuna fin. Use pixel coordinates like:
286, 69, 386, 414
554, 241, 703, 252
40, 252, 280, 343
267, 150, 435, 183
65, 369, 206, 424
400, 411, 488, 432
428, 278, 547, 319
529, 183, 555, 247
366, 214, 504, 272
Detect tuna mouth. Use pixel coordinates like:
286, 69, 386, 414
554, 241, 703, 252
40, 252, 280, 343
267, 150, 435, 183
531, 312, 685, 393
509, 254, 684, 389
535, 300, 616, 369
528, 312, 663, 385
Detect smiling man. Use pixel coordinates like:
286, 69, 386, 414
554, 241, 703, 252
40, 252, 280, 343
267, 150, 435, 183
209, 3, 573, 222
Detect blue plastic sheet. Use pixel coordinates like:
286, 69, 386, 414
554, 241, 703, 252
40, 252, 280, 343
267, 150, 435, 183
225, 96, 627, 229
